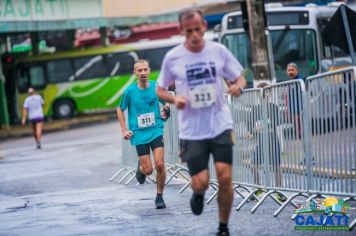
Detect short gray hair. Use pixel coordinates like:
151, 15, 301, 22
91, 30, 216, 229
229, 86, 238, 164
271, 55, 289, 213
287, 62, 298, 70
134, 59, 150, 70
178, 8, 205, 25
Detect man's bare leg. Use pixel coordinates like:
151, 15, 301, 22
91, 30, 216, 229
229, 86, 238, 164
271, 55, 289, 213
153, 147, 165, 194
215, 162, 233, 225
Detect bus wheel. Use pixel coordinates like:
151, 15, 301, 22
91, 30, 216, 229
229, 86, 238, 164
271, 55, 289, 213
53, 100, 75, 119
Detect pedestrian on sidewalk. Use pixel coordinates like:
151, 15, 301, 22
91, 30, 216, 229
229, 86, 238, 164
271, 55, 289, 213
21, 87, 44, 149
156, 9, 246, 236
117, 59, 170, 209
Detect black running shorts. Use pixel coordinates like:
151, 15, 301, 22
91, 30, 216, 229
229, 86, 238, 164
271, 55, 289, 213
179, 130, 235, 176
135, 135, 164, 156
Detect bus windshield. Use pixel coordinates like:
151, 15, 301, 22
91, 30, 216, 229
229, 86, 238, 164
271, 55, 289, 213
222, 29, 318, 82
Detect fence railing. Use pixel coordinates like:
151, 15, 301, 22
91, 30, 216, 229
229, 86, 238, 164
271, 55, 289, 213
111, 66, 356, 229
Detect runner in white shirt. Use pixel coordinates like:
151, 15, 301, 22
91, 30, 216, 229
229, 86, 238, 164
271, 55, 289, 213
156, 9, 246, 236
22, 87, 44, 149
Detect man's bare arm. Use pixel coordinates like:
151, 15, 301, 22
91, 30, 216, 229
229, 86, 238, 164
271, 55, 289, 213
116, 108, 132, 140
228, 75, 247, 97
156, 86, 187, 109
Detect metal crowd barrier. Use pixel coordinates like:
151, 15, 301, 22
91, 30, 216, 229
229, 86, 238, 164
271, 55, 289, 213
110, 110, 155, 185
207, 67, 355, 229
163, 105, 191, 191
282, 67, 356, 225
250, 80, 308, 214
229, 88, 268, 206
113, 67, 355, 229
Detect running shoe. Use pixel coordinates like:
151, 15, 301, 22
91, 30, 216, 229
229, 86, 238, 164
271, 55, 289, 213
216, 229, 230, 236
135, 160, 146, 184
276, 193, 287, 202
249, 189, 263, 201
155, 195, 166, 209
190, 193, 204, 215
255, 189, 263, 197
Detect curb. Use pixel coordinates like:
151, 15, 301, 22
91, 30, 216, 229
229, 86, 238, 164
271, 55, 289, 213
0, 113, 117, 141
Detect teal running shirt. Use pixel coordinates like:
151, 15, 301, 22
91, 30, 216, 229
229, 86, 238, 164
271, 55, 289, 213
119, 80, 164, 145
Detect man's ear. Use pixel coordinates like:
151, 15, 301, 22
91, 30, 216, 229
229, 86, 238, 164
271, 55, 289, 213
203, 20, 208, 30
179, 25, 185, 35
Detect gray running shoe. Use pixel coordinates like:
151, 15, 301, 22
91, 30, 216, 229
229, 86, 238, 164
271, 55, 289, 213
135, 160, 146, 184
155, 195, 166, 209
276, 193, 287, 202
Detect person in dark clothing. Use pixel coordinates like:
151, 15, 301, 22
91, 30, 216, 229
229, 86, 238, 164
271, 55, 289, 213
287, 63, 304, 139
247, 82, 286, 202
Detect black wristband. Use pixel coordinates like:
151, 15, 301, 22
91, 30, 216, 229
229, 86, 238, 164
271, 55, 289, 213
163, 106, 170, 118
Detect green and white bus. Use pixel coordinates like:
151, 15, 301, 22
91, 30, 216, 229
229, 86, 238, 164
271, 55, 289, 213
5, 35, 190, 121
220, 3, 355, 85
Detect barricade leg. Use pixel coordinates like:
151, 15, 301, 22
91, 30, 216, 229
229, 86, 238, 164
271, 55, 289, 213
180, 180, 191, 194
251, 190, 283, 214
350, 218, 356, 230
165, 164, 175, 174
236, 188, 264, 211
207, 191, 218, 204
118, 170, 135, 184
343, 196, 356, 229
164, 164, 179, 183
233, 184, 263, 202
206, 181, 219, 204
146, 175, 156, 183
177, 171, 191, 182
124, 174, 136, 185
233, 187, 246, 199
109, 168, 125, 182
273, 192, 307, 217
165, 167, 183, 185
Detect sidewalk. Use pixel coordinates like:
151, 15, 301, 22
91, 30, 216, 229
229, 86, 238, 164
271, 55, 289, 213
0, 113, 117, 140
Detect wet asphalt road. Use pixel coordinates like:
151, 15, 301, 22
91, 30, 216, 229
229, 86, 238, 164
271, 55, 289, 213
0, 121, 354, 236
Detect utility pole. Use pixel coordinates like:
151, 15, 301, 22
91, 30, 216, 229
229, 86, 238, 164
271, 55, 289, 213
246, 0, 271, 86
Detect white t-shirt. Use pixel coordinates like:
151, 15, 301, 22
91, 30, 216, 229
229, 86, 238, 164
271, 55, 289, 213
23, 94, 44, 120
157, 40, 243, 140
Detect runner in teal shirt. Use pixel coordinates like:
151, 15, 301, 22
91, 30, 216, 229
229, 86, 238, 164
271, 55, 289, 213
117, 59, 170, 210
119, 80, 165, 145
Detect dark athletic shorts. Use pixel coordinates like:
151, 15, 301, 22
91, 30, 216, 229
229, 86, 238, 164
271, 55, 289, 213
179, 130, 235, 176
30, 117, 44, 125
135, 135, 164, 156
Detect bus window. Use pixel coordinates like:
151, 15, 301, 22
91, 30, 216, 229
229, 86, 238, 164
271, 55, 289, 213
29, 66, 46, 89
47, 59, 74, 83
222, 29, 318, 84
272, 29, 318, 81
74, 55, 108, 80
222, 33, 253, 85
106, 52, 135, 76
17, 67, 29, 93
138, 47, 173, 71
